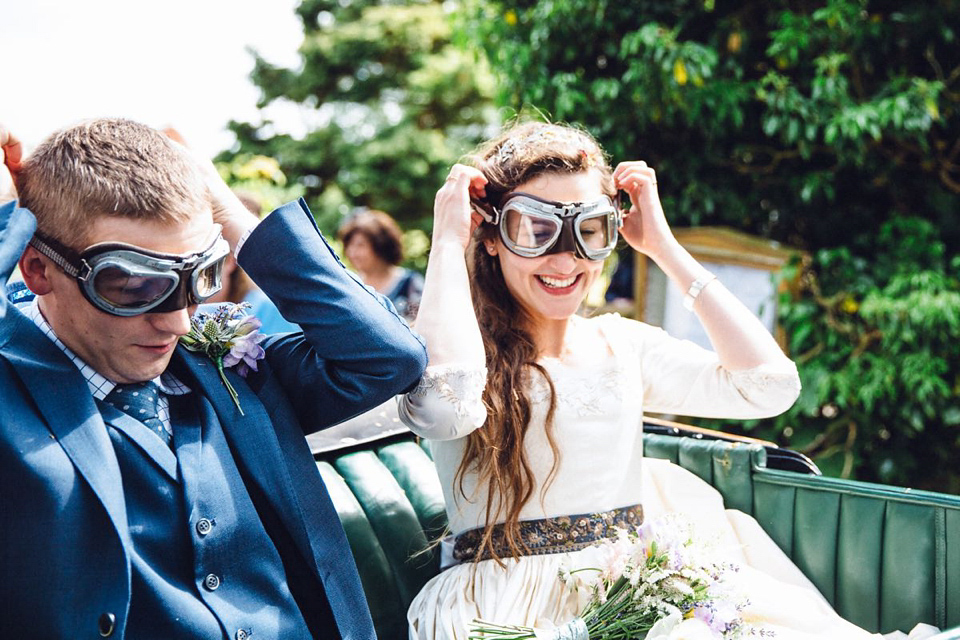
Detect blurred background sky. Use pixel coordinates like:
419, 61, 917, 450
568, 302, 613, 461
2, 0, 303, 158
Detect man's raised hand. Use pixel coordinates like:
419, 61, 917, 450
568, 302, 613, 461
0, 125, 23, 203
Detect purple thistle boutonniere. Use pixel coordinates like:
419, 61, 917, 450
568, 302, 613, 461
179, 302, 266, 415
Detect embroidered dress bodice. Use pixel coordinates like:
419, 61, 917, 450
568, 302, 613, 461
399, 313, 801, 538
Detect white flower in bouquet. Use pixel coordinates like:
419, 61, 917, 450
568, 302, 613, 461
647, 610, 716, 640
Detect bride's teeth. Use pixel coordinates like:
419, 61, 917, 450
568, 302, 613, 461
539, 275, 576, 288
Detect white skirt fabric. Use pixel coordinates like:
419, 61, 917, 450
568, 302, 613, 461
408, 458, 882, 640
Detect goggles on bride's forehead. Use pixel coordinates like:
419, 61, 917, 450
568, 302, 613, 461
472, 192, 622, 261
29, 226, 230, 317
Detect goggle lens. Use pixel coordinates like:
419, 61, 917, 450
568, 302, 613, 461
503, 208, 560, 251
93, 267, 178, 309
193, 260, 225, 300
577, 213, 617, 252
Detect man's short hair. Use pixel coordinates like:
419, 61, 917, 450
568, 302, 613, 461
18, 118, 210, 248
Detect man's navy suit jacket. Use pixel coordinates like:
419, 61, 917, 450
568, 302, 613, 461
0, 199, 427, 638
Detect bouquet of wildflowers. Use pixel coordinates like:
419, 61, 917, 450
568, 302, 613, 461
179, 302, 265, 414
469, 514, 766, 640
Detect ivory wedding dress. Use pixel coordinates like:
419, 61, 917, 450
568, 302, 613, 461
400, 313, 880, 640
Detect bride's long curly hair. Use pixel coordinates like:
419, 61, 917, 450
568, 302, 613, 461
456, 121, 616, 563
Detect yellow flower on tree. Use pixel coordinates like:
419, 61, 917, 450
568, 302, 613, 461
673, 60, 689, 86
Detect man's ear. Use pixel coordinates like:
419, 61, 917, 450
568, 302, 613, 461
18, 246, 55, 295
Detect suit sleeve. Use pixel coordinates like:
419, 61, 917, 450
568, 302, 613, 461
236, 199, 428, 430
0, 201, 38, 342
0, 201, 36, 289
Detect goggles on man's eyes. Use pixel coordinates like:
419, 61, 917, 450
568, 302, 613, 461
29, 226, 231, 317
472, 192, 622, 261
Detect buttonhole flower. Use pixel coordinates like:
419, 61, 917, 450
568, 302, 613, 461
179, 302, 265, 415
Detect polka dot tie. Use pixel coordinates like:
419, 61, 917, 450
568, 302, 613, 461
104, 381, 171, 447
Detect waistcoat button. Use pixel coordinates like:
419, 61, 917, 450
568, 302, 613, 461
236, 629, 250, 640
203, 573, 221, 591
98, 612, 116, 637
196, 518, 213, 536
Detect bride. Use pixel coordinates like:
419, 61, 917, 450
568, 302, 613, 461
399, 121, 879, 639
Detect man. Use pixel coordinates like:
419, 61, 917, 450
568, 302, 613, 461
0, 119, 427, 638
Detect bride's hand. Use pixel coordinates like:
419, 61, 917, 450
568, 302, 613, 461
613, 160, 676, 260
432, 164, 487, 252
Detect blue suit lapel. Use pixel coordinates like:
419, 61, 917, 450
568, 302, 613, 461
97, 402, 179, 481
2, 318, 133, 551
170, 349, 320, 576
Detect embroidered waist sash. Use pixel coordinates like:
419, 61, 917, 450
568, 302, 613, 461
452, 504, 644, 563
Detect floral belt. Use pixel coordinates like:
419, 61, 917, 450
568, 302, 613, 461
452, 504, 644, 563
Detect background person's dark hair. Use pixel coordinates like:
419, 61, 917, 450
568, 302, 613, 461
337, 209, 404, 266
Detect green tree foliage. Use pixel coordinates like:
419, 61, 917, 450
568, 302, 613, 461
779, 219, 960, 491
215, 154, 305, 215
463, 0, 960, 489
221, 0, 497, 246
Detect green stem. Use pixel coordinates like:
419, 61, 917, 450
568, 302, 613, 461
216, 357, 245, 416
467, 620, 537, 639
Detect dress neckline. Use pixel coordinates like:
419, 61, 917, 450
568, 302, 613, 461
537, 314, 618, 367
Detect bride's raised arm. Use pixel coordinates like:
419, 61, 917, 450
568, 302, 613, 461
398, 164, 489, 440
613, 160, 801, 417
615, 161, 794, 371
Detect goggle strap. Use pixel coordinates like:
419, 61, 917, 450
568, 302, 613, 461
29, 233, 87, 280
470, 197, 500, 225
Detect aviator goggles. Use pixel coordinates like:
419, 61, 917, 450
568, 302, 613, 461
472, 192, 622, 261
29, 226, 231, 317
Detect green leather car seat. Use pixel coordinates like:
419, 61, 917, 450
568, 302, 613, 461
642, 433, 960, 633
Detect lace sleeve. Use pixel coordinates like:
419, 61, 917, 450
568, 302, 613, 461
397, 364, 488, 440
727, 361, 802, 415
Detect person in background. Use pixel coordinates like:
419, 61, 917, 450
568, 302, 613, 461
338, 209, 424, 321
603, 244, 637, 315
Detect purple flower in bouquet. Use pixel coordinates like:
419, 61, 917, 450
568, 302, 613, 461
693, 599, 744, 636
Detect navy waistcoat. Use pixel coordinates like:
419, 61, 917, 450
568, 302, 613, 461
98, 392, 312, 639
